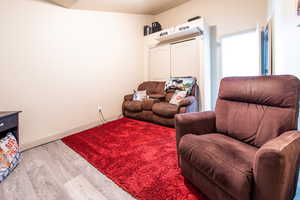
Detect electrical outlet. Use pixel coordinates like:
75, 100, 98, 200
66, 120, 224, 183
98, 106, 102, 112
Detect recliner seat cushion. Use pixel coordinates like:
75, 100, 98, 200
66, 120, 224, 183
152, 102, 178, 118
123, 101, 143, 112
179, 133, 258, 200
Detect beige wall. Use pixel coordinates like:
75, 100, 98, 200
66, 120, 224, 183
270, 0, 300, 78
0, 0, 152, 150
154, 0, 268, 38
268, 0, 300, 128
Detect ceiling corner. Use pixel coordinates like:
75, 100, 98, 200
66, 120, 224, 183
48, 0, 77, 8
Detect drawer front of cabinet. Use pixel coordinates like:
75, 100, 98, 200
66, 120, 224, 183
0, 115, 17, 133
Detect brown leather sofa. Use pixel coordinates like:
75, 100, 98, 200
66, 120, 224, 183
123, 81, 199, 127
175, 75, 300, 200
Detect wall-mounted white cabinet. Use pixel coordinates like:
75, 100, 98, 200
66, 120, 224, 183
170, 39, 199, 77
149, 45, 170, 81
144, 19, 211, 111
149, 39, 200, 80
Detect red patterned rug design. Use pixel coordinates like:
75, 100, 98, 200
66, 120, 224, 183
62, 117, 208, 200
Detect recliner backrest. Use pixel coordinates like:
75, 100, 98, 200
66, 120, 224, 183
215, 75, 300, 147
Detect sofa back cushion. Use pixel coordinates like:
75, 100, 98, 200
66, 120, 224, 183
165, 83, 199, 102
215, 75, 300, 147
138, 81, 165, 95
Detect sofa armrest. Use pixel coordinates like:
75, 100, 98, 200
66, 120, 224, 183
124, 94, 133, 101
175, 111, 216, 152
253, 130, 300, 200
179, 96, 195, 107
178, 96, 199, 113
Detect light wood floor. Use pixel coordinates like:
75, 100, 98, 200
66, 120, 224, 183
0, 140, 135, 200
1, 140, 300, 200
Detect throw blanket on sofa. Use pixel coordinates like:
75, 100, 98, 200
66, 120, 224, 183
164, 77, 196, 95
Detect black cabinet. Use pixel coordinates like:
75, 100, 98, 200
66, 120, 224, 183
0, 112, 21, 143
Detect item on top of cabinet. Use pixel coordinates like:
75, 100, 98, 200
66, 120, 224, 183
188, 16, 201, 22
151, 22, 162, 33
144, 25, 152, 36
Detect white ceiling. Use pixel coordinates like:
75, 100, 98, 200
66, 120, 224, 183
51, 0, 191, 15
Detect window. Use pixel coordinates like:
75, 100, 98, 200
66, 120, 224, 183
221, 30, 260, 77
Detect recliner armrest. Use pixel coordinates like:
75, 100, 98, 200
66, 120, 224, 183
253, 130, 300, 200
124, 94, 134, 101
175, 111, 216, 153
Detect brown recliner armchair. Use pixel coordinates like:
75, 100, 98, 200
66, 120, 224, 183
175, 75, 300, 200
123, 81, 199, 127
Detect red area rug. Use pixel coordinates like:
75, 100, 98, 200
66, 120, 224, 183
62, 117, 208, 200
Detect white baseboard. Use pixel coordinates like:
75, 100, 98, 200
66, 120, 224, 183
20, 115, 123, 152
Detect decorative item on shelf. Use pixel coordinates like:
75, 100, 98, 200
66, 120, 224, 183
188, 16, 201, 22
151, 22, 162, 33
144, 22, 161, 36
144, 25, 152, 36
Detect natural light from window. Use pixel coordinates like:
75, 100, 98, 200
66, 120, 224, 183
221, 30, 260, 77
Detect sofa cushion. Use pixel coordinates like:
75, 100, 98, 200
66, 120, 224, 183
138, 81, 165, 95
179, 133, 257, 200
169, 90, 187, 105
142, 99, 159, 111
149, 94, 165, 100
152, 102, 178, 118
123, 101, 143, 112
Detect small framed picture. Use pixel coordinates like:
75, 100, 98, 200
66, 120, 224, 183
298, 0, 300, 16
